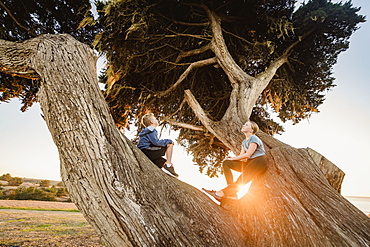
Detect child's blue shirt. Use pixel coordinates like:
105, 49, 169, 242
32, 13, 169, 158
137, 126, 173, 150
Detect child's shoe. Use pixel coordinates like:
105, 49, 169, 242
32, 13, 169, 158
162, 164, 179, 177
202, 188, 223, 201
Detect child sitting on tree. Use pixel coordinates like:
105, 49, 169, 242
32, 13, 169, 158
202, 120, 267, 201
137, 113, 179, 177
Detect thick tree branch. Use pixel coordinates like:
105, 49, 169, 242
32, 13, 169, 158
154, 33, 211, 41
0, 39, 37, 76
0, 68, 39, 80
184, 89, 215, 130
284, 31, 314, 57
0, 1, 37, 37
155, 57, 217, 98
175, 43, 211, 63
202, 6, 253, 87
163, 118, 206, 132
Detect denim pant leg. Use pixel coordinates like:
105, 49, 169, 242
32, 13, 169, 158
222, 160, 244, 185
222, 156, 267, 197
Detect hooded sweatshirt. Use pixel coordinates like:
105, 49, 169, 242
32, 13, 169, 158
137, 126, 173, 150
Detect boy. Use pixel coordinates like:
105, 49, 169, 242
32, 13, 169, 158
137, 113, 179, 177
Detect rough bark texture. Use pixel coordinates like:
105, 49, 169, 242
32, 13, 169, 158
1, 34, 369, 246
0, 34, 246, 246
302, 147, 345, 193
227, 143, 370, 246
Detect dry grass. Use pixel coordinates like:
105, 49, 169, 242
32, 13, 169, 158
0, 200, 103, 246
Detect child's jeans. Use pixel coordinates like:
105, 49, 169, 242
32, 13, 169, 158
222, 155, 267, 197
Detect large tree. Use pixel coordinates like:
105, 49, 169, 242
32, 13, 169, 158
1, 33, 370, 247
92, 0, 365, 176
1, 0, 370, 246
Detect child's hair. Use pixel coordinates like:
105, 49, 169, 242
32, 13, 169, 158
141, 113, 155, 127
249, 120, 259, 134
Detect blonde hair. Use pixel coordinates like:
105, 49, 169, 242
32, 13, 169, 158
141, 113, 155, 127
249, 120, 259, 134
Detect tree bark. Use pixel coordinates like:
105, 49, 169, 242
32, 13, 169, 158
0, 34, 246, 246
227, 144, 370, 246
1, 34, 369, 246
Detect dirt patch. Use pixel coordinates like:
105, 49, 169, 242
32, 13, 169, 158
0, 200, 103, 246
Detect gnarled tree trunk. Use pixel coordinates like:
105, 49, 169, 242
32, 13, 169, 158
0, 34, 369, 246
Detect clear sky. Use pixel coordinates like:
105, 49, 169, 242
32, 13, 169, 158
0, 0, 369, 196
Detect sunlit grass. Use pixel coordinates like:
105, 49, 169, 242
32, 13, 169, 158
0, 210, 102, 246
0, 206, 79, 212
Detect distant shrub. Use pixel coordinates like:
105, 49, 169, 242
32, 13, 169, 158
15, 187, 56, 201
39, 180, 51, 187
0, 173, 12, 181
0, 187, 56, 201
8, 177, 23, 186
0, 176, 71, 202
56, 187, 68, 197
57, 181, 64, 187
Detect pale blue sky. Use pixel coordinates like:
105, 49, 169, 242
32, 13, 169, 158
0, 0, 369, 196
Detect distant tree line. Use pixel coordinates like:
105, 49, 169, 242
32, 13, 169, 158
0, 173, 69, 201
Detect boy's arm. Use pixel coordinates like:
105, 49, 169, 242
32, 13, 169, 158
147, 131, 173, 147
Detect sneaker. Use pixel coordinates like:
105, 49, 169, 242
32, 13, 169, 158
226, 194, 238, 200
202, 188, 223, 201
161, 164, 179, 177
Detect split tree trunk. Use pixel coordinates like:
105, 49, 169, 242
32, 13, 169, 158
1, 34, 369, 246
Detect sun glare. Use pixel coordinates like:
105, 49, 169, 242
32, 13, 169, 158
237, 181, 252, 199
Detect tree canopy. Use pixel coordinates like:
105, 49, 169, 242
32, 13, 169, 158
90, 0, 365, 175
0, 0, 365, 176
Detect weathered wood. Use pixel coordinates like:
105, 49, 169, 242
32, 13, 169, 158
226, 145, 370, 246
301, 147, 345, 193
1, 34, 246, 247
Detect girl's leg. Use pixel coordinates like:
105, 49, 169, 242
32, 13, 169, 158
222, 156, 267, 197
222, 160, 244, 185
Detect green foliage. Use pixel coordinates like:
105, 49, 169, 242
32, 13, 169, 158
0, 174, 69, 201
0, 0, 100, 111
8, 177, 23, 186
9, 187, 56, 201
1, 173, 23, 186
0, 1, 365, 176
0, 186, 69, 201
92, 0, 365, 173
39, 180, 51, 188
56, 181, 64, 187
56, 187, 68, 197
178, 129, 230, 177
0, 173, 12, 181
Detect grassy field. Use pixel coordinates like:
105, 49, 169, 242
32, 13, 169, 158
0, 201, 103, 247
